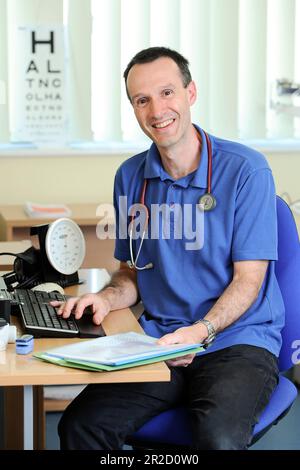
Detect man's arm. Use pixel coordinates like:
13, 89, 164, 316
51, 262, 139, 325
99, 262, 139, 311
158, 260, 269, 351
201, 259, 269, 334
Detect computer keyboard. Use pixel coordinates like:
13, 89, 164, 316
12, 289, 80, 338
0, 286, 106, 338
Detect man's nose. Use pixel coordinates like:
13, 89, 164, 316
149, 98, 165, 119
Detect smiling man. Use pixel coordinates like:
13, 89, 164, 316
57, 47, 284, 450
127, 54, 199, 179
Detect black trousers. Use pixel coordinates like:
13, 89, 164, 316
58, 344, 278, 450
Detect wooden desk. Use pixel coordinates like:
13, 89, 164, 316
0, 204, 118, 272
0, 269, 170, 450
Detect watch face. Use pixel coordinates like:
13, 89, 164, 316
45, 218, 86, 275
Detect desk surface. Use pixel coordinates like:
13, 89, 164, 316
0, 269, 170, 386
0, 203, 114, 227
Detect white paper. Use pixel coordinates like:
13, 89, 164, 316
46, 331, 202, 366
24, 201, 72, 218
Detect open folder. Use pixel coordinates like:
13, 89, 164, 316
34, 331, 204, 372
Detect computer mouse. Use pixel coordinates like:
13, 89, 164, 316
31, 283, 65, 295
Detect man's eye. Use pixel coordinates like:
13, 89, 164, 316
136, 97, 148, 106
163, 89, 173, 96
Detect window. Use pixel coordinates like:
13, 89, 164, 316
0, 0, 299, 147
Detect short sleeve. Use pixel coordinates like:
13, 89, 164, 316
113, 170, 131, 262
232, 168, 278, 262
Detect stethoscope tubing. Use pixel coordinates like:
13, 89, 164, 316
128, 129, 214, 270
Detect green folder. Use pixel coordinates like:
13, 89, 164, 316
34, 346, 204, 372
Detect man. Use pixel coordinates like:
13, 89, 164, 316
55, 47, 284, 450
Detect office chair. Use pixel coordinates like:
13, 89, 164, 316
129, 196, 299, 449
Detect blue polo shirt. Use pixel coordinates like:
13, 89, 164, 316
113, 125, 285, 357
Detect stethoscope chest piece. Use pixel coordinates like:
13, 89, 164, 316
198, 193, 217, 211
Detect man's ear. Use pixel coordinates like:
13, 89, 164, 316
187, 80, 197, 106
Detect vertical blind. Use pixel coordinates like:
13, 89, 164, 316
0, 0, 299, 145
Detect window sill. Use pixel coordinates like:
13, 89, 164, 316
0, 139, 300, 157
0, 141, 150, 157
241, 139, 300, 153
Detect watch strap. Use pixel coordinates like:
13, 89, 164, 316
194, 319, 216, 347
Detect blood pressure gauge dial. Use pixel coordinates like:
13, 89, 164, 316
45, 218, 86, 275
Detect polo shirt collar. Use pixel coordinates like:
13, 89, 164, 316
143, 124, 209, 189
144, 143, 170, 181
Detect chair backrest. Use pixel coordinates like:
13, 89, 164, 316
275, 196, 300, 371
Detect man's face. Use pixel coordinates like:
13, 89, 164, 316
126, 57, 197, 150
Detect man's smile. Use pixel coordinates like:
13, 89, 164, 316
152, 118, 175, 129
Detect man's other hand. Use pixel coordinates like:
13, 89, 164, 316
157, 325, 205, 368
50, 293, 110, 326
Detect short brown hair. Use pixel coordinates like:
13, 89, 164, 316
123, 46, 192, 101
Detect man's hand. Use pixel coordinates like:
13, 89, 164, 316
50, 261, 139, 327
157, 324, 207, 368
50, 293, 111, 326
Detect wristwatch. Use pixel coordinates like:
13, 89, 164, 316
194, 319, 216, 348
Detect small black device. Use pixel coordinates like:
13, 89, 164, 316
1, 218, 86, 291
0, 299, 11, 323
0, 318, 7, 328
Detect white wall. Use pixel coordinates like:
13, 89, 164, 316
0, 150, 299, 206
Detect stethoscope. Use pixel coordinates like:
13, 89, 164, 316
128, 130, 216, 271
